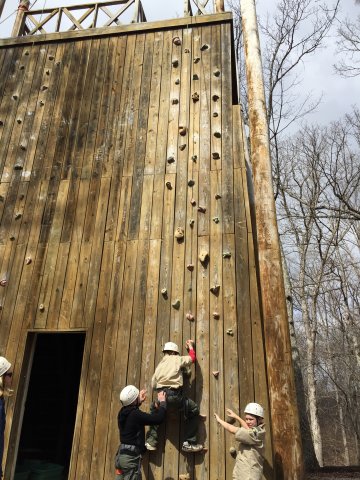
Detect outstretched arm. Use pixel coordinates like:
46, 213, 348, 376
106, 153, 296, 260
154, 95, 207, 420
226, 408, 249, 429
214, 413, 238, 434
186, 339, 196, 362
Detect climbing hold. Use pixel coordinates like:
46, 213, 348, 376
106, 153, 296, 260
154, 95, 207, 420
184, 48, 190, 53
56, 61, 61, 66
15, 212, 22, 220
212, 370, 220, 378
25, 50, 29, 56
229, 446, 237, 456
213, 217, 220, 224
179, 474, 190, 480
188, 179, 195, 187
223, 251, 231, 258
213, 311, 220, 319
179, 144, 186, 151
192, 92, 199, 102
186, 312, 195, 322
10, 236, 15, 241
215, 193, 222, 199
197, 206, 206, 213
199, 250, 209, 263
189, 219, 195, 227
161, 288, 168, 297
45, 69, 50, 75
212, 94, 220, 101
41, 85, 48, 91
179, 126, 187, 136
173, 36, 182, 46
19, 65, 25, 70
226, 328, 234, 336
212, 152, 220, 160
12, 94, 18, 100
175, 227, 185, 240
167, 156, 175, 164
0, 120, 3, 126
213, 112, 219, 118
210, 285, 220, 295
192, 74, 199, 80
14, 164, 23, 170
191, 155, 197, 162
172, 299, 181, 309
172, 59, 179, 67
25, 257, 32, 265
214, 131, 221, 138
190, 199, 196, 206
0, 279, 7, 287
16, 118, 22, 124
39, 304, 45, 312
39, 100, 45, 106
213, 69, 221, 77
187, 264, 194, 271
171, 98, 179, 105
49, 55, 55, 60
200, 44, 209, 51
175, 78, 180, 85
166, 181, 172, 189
194, 57, 200, 63
20, 144, 26, 151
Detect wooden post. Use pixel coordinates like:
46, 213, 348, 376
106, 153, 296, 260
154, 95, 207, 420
239, 1, 304, 479
11, 0, 29, 37
215, 0, 224, 13
0, 0, 6, 20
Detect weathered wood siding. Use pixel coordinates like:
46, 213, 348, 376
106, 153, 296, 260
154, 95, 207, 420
0, 15, 273, 479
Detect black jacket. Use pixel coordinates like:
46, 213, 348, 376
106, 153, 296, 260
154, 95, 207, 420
118, 402, 166, 453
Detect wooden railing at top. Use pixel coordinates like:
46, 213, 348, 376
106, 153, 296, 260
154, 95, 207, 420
12, 0, 225, 37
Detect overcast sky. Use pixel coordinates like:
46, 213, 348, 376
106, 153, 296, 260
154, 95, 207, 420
0, 0, 359, 130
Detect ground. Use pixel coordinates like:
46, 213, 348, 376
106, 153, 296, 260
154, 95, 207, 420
306, 470, 360, 479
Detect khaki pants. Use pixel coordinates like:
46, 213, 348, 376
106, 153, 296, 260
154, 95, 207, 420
115, 452, 142, 480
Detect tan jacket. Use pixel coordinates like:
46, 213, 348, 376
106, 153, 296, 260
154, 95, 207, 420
151, 354, 192, 389
233, 425, 265, 480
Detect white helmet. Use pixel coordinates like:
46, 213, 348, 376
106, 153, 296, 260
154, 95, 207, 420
162, 342, 179, 353
0, 357, 11, 377
120, 385, 139, 406
244, 402, 264, 418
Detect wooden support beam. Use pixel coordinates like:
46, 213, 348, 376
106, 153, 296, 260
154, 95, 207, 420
11, 0, 30, 37
239, 0, 304, 479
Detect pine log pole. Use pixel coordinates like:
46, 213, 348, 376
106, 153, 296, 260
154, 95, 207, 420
239, 1, 304, 479
215, 0, 225, 13
11, 0, 29, 37
0, 0, 6, 20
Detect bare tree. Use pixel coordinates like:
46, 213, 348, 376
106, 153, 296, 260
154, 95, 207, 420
335, 14, 360, 77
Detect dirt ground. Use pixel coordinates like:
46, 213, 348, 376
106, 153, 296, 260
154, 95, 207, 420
306, 470, 360, 479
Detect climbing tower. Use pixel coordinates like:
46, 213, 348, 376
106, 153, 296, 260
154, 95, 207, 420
0, 1, 303, 479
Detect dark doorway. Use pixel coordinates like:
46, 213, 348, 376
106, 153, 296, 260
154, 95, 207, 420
15, 333, 85, 476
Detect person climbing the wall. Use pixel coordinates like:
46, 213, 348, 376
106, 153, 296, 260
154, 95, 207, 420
145, 339, 204, 453
0, 357, 13, 479
115, 385, 166, 480
214, 403, 265, 480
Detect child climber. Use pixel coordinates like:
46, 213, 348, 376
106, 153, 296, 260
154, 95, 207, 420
214, 403, 265, 480
145, 339, 203, 453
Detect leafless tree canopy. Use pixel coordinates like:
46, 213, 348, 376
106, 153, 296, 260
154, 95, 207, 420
336, 15, 360, 77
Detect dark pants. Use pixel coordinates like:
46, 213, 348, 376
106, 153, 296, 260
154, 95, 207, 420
0, 397, 5, 479
146, 388, 199, 447
115, 451, 142, 480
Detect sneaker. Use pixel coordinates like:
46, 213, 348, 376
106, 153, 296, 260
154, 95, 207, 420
182, 441, 203, 453
145, 442, 157, 451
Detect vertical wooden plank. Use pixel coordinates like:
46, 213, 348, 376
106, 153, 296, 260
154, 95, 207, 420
222, 233, 239, 479
154, 30, 172, 175
150, 174, 164, 240
221, 23, 234, 234
188, 28, 201, 177
195, 235, 210, 480
128, 32, 153, 240
198, 26, 211, 237
123, 33, 146, 178
211, 25, 222, 171
104, 35, 127, 242
144, 30, 163, 175
46, 241, 70, 329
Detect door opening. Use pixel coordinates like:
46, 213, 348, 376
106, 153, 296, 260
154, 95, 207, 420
15, 333, 85, 478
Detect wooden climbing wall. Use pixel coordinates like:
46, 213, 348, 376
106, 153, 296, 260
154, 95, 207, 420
0, 13, 273, 480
